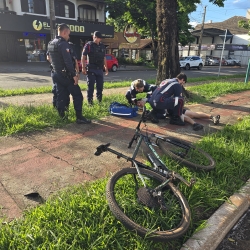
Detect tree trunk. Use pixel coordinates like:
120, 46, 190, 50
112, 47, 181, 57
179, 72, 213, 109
149, 31, 157, 67
156, 0, 180, 84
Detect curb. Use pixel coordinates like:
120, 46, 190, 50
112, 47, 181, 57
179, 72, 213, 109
181, 178, 250, 250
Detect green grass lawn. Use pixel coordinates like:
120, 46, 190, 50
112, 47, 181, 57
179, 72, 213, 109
0, 116, 249, 249
0, 77, 250, 249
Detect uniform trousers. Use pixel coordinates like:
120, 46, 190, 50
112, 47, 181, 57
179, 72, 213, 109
52, 72, 83, 115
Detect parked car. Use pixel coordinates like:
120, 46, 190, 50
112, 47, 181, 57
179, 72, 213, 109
179, 56, 203, 70
224, 57, 241, 66
105, 54, 119, 72
77, 54, 119, 72
207, 56, 220, 66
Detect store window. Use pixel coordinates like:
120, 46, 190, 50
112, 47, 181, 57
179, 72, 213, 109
21, 0, 46, 14
78, 5, 96, 22
23, 33, 46, 62
55, 0, 75, 18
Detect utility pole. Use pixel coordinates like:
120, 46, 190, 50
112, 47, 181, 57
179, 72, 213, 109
49, 0, 56, 40
197, 6, 206, 56
218, 29, 227, 77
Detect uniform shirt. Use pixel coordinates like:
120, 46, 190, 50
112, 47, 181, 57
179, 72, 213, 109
82, 41, 106, 68
48, 36, 76, 77
150, 78, 182, 103
126, 80, 157, 103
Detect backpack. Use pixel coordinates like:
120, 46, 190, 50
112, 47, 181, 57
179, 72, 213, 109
109, 102, 138, 118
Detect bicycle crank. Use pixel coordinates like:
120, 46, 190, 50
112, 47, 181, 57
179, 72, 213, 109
137, 187, 163, 209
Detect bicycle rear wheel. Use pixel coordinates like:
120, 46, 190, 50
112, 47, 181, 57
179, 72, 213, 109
157, 137, 215, 170
106, 167, 191, 241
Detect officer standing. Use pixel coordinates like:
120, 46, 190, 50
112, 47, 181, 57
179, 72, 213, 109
47, 23, 91, 124
81, 31, 108, 105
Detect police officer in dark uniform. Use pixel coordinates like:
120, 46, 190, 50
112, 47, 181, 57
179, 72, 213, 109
81, 31, 108, 105
148, 73, 187, 126
47, 23, 91, 124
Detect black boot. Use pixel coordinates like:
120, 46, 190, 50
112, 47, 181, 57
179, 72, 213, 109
76, 111, 91, 124
58, 109, 67, 120
169, 116, 185, 126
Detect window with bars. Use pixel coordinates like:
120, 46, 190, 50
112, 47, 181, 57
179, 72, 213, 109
78, 5, 96, 22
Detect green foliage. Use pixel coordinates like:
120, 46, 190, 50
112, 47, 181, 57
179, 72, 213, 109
238, 19, 250, 39
186, 81, 250, 103
0, 116, 250, 248
0, 94, 127, 136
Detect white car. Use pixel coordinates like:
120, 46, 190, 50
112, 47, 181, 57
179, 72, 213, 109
179, 56, 204, 70
224, 57, 241, 66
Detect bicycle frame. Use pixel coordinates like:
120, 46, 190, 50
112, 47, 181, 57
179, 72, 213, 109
95, 106, 194, 187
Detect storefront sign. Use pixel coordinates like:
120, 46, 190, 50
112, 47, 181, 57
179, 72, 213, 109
123, 25, 140, 43
0, 13, 114, 37
215, 44, 248, 51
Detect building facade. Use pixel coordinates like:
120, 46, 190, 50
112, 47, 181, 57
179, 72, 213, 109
186, 16, 250, 65
0, 0, 114, 62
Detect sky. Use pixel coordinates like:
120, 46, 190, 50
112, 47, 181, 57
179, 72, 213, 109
189, 0, 250, 27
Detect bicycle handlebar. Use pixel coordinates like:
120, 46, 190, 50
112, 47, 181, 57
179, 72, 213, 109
94, 143, 111, 156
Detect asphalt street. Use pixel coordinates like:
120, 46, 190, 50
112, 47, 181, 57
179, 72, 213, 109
0, 62, 247, 90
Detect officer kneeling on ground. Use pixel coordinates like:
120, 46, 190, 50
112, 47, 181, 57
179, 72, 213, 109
148, 73, 187, 126
125, 79, 157, 105
47, 23, 91, 124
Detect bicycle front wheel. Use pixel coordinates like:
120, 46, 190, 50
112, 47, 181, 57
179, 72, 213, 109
106, 167, 191, 241
157, 137, 215, 170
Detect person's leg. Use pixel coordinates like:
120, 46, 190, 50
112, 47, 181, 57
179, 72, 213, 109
52, 73, 69, 118
162, 97, 185, 126
68, 82, 91, 124
184, 115, 204, 131
51, 71, 57, 108
185, 110, 211, 119
86, 70, 96, 105
95, 69, 104, 102
185, 110, 220, 125
52, 83, 57, 108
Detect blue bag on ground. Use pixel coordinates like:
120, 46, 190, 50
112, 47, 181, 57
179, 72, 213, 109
109, 102, 138, 118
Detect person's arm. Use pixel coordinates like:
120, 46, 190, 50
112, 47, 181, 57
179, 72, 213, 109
75, 58, 80, 76
104, 56, 108, 75
81, 55, 87, 75
175, 84, 183, 97
46, 54, 51, 63
60, 43, 76, 76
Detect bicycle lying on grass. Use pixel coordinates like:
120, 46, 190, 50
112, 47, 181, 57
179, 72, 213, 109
94, 106, 215, 241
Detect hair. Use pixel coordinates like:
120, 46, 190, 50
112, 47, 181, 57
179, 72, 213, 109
176, 73, 187, 82
133, 79, 144, 88
58, 23, 70, 33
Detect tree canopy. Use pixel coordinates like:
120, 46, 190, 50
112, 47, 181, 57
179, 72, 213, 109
105, 0, 226, 82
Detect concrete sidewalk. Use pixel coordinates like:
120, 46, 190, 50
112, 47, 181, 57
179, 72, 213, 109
0, 89, 250, 249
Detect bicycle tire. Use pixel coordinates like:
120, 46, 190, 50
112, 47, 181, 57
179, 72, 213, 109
106, 167, 191, 241
157, 137, 215, 170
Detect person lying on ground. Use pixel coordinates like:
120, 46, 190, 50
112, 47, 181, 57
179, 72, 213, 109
166, 108, 220, 131
125, 79, 157, 105
137, 100, 220, 131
